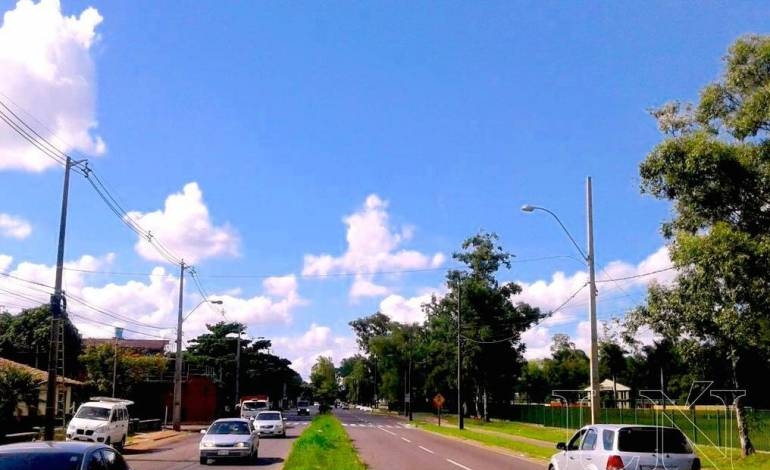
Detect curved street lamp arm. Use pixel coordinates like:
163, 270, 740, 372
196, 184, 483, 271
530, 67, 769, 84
522, 205, 588, 261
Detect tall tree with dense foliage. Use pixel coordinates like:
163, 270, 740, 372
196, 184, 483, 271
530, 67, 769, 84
0, 306, 82, 377
79, 344, 167, 397
310, 356, 338, 406
0, 364, 39, 432
424, 232, 544, 420
629, 35, 770, 456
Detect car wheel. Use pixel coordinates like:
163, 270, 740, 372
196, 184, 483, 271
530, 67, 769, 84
105, 437, 111, 446
116, 435, 126, 451
252, 447, 259, 464
200, 456, 207, 465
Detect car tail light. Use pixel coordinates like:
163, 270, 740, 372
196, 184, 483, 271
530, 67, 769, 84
606, 455, 625, 470
692, 457, 701, 470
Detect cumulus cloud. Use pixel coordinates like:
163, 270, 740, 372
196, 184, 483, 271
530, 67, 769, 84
379, 285, 447, 324
126, 182, 240, 264
0, 253, 305, 345
302, 194, 445, 299
272, 324, 358, 380
518, 246, 675, 359
0, 213, 31, 239
0, 0, 105, 172
184, 275, 306, 339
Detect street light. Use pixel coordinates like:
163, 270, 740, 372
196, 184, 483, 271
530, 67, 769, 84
173, 299, 223, 431
226, 327, 249, 411
522, 176, 600, 424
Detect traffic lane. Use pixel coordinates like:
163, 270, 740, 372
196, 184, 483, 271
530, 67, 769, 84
342, 414, 543, 470
125, 426, 299, 470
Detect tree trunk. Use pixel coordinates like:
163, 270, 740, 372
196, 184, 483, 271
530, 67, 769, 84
735, 395, 755, 456
730, 349, 754, 456
474, 384, 481, 418
483, 387, 489, 422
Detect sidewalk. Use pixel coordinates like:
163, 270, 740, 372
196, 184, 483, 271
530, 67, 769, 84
124, 424, 207, 452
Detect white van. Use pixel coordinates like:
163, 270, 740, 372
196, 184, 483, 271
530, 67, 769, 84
66, 397, 133, 450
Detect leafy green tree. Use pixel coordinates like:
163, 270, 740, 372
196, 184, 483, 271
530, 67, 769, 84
0, 364, 39, 432
310, 356, 338, 407
79, 344, 167, 398
0, 306, 82, 377
423, 232, 544, 420
546, 334, 589, 394
186, 322, 302, 410
630, 35, 770, 456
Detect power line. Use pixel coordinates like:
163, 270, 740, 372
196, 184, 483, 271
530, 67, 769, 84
68, 313, 171, 340
594, 266, 675, 283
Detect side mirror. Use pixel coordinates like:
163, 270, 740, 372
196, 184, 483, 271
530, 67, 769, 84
200, 429, 207, 434
556, 442, 566, 451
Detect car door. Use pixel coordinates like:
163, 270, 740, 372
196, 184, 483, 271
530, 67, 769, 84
576, 428, 599, 470
554, 428, 587, 470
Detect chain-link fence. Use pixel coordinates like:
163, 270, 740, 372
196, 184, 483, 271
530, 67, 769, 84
511, 405, 770, 451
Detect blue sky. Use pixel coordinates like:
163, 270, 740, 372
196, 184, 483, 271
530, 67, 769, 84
0, 0, 767, 379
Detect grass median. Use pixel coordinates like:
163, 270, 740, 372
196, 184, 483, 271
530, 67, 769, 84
283, 414, 366, 470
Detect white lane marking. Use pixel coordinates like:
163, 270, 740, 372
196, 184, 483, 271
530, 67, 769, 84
446, 458, 473, 470
419, 446, 434, 454
401, 437, 412, 443
377, 426, 397, 436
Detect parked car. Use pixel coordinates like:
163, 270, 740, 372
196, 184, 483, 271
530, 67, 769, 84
253, 411, 286, 437
66, 397, 133, 450
199, 418, 259, 465
549, 424, 701, 470
296, 400, 311, 416
0, 441, 132, 470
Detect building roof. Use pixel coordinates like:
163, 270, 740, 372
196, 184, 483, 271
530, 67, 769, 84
583, 378, 631, 392
0, 357, 84, 386
83, 338, 169, 352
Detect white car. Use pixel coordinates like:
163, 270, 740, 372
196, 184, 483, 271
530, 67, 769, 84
252, 411, 286, 437
199, 418, 259, 465
549, 424, 701, 470
66, 397, 133, 450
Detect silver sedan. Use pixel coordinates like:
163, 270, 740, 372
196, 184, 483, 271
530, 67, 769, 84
199, 418, 259, 465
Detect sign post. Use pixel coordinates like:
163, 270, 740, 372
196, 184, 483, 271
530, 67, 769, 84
433, 393, 445, 426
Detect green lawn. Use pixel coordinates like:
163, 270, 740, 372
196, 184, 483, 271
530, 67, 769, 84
413, 412, 770, 470
283, 414, 366, 470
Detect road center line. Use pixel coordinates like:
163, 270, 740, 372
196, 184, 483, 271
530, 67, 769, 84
377, 426, 397, 436
419, 446, 434, 454
400, 437, 412, 443
446, 458, 473, 470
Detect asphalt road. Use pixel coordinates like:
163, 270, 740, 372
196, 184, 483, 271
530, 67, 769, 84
336, 408, 544, 470
124, 410, 312, 470
125, 407, 545, 470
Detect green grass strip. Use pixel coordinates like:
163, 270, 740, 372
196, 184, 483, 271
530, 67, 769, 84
284, 414, 366, 470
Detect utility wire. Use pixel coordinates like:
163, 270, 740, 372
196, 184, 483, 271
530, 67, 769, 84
594, 266, 675, 283
68, 313, 171, 340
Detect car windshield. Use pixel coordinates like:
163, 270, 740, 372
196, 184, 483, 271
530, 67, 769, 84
618, 427, 693, 454
256, 412, 281, 421
242, 402, 266, 411
207, 421, 251, 435
74, 406, 110, 420
297, 401, 309, 407
0, 452, 83, 470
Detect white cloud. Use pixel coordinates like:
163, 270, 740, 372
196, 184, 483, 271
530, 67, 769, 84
272, 324, 358, 380
0, 252, 305, 347
379, 288, 442, 324
0, 213, 31, 239
126, 182, 240, 264
518, 246, 675, 359
302, 194, 444, 299
0, 0, 105, 172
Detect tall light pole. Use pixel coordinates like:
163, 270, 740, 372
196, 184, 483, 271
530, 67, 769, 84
172, 298, 222, 430
226, 326, 247, 411
522, 176, 600, 424
457, 277, 464, 430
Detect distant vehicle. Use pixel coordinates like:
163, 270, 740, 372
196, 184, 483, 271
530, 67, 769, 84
549, 424, 701, 470
199, 418, 259, 465
239, 394, 270, 419
296, 400, 311, 416
0, 441, 132, 470
66, 397, 133, 450
340, 402, 350, 409
253, 411, 286, 437
313, 401, 320, 407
